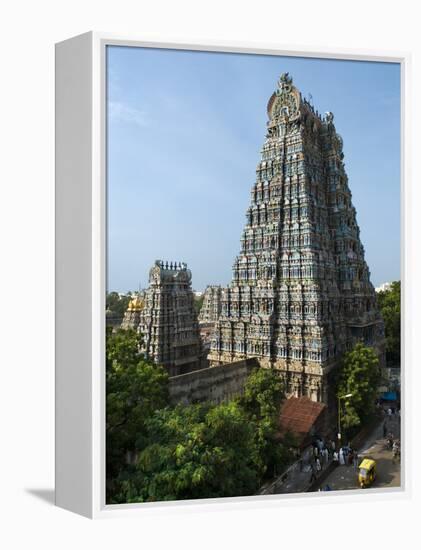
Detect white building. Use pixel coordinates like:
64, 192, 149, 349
375, 282, 392, 293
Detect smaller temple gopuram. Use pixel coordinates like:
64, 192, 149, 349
123, 260, 202, 376
198, 285, 223, 324
121, 293, 145, 330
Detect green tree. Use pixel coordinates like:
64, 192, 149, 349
112, 402, 263, 503
337, 342, 381, 433
239, 368, 292, 478
106, 291, 131, 318
240, 368, 284, 420
106, 355, 293, 503
377, 281, 400, 366
106, 328, 169, 495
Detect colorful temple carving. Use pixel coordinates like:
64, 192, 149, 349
198, 285, 223, 324
121, 293, 145, 330
208, 73, 385, 403
125, 260, 202, 376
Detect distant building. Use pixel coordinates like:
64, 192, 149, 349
121, 293, 145, 330
199, 285, 223, 324
122, 260, 202, 376
375, 282, 392, 293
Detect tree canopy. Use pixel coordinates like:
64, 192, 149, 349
112, 402, 263, 503
336, 342, 381, 433
376, 281, 400, 367
106, 291, 131, 318
106, 361, 293, 504
106, 328, 169, 487
240, 367, 285, 421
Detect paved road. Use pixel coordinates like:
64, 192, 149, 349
311, 414, 401, 492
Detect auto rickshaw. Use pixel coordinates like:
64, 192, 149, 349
358, 458, 376, 488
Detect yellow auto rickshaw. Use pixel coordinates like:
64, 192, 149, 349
358, 458, 376, 488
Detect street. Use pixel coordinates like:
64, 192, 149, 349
311, 413, 401, 492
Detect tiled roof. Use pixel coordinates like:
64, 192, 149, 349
279, 396, 326, 437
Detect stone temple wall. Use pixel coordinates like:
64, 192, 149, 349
168, 358, 258, 405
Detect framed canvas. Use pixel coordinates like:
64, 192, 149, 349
55, 32, 410, 518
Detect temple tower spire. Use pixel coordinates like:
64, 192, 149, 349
208, 74, 385, 404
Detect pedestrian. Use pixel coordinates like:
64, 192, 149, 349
388, 407, 392, 418
323, 447, 329, 466
339, 448, 345, 465
333, 451, 339, 465
315, 458, 321, 472
313, 445, 319, 458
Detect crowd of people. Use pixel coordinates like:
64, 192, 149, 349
302, 405, 401, 489
383, 406, 400, 462
307, 437, 360, 484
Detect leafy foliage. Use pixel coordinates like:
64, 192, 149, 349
107, 365, 292, 504
239, 368, 292, 477
106, 328, 169, 490
106, 291, 131, 318
240, 368, 284, 420
377, 281, 400, 366
112, 402, 263, 503
337, 342, 381, 433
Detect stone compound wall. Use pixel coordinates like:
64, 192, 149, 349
168, 358, 258, 405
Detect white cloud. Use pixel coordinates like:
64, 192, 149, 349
108, 101, 148, 127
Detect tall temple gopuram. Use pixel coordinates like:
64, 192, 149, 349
208, 73, 385, 404
127, 260, 202, 376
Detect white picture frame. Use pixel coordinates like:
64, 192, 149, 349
55, 31, 410, 519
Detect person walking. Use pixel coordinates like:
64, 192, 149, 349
339, 448, 345, 465
333, 451, 339, 466
315, 458, 321, 473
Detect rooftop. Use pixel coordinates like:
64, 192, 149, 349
279, 396, 326, 441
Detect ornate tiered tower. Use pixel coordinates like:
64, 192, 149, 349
135, 260, 201, 376
199, 285, 223, 324
121, 294, 145, 330
208, 73, 385, 403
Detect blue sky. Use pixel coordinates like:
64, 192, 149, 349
107, 46, 400, 293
